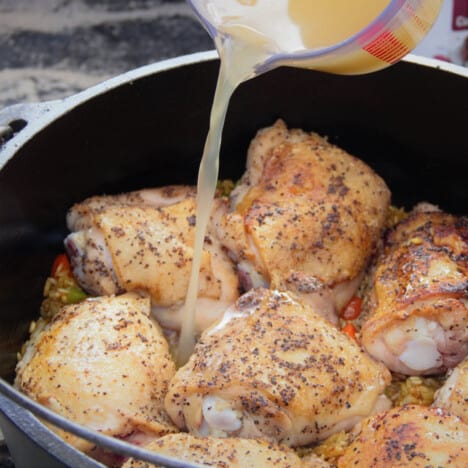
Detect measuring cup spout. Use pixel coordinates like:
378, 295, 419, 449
187, 0, 443, 75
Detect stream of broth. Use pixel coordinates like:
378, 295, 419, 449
176, 0, 393, 365
176, 31, 271, 365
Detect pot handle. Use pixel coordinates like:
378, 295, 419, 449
0, 100, 62, 145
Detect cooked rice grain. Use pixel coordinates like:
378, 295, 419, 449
40, 267, 87, 320
385, 375, 444, 407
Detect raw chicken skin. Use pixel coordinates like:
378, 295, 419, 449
361, 206, 468, 375
218, 120, 390, 323
15, 293, 177, 453
121, 433, 328, 468
433, 356, 468, 424
337, 405, 468, 467
164, 288, 391, 447
65, 188, 240, 333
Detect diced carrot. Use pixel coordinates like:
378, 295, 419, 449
340, 296, 363, 321
342, 322, 357, 340
51, 253, 71, 277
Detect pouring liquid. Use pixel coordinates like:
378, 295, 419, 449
176, 30, 270, 365
177, 0, 442, 364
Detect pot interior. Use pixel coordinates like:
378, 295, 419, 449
0, 56, 467, 381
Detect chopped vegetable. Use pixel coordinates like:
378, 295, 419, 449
341, 322, 357, 340
67, 286, 88, 304
41, 253, 87, 320
340, 296, 363, 321
386, 205, 407, 228
217, 179, 236, 197
51, 253, 71, 277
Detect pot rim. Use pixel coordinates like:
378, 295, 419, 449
0, 381, 199, 467
0, 49, 466, 170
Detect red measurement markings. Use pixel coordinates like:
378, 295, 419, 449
364, 30, 410, 64
403, 2, 429, 32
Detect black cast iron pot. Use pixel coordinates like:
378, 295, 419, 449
0, 51, 467, 467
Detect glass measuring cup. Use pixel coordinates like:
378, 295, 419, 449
188, 0, 443, 74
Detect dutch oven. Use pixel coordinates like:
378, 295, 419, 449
0, 50, 467, 467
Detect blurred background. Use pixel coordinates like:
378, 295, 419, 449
0, 0, 466, 110
0, 0, 212, 109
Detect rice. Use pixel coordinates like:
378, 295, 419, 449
385, 374, 444, 407
306, 431, 352, 465
216, 179, 236, 197
40, 262, 87, 320
386, 204, 407, 229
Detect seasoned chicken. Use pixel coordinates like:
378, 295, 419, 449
433, 356, 468, 424
15, 293, 177, 453
217, 120, 390, 323
66, 185, 197, 232
65, 186, 197, 298
121, 433, 327, 468
337, 404, 468, 467
65, 187, 240, 333
361, 205, 468, 375
164, 288, 391, 447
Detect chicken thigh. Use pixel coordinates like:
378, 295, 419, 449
164, 288, 391, 447
337, 404, 468, 467
66, 185, 197, 232
217, 120, 390, 323
361, 205, 468, 375
65, 187, 240, 333
15, 293, 177, 453
122, 433, 327, 468
433, 356, 468, 424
